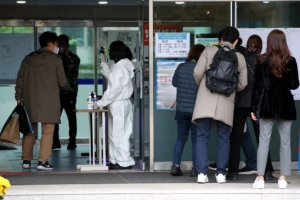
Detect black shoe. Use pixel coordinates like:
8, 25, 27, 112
227, 172, 238, 181
67, 142, 77, 150
52, 142, 61, 149
22, 160, 31, 169
208, 162, 217, 170
37, 161, 53, 170
190, 167, 198, 177
170, 164, 183, 176
264, 171, 274, 181
109, 163, 132, 170
238, 166, 257, 175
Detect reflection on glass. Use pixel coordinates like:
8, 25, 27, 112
237, 1, 300, 28
37, 27, 94, 79
0, 26, 34, 84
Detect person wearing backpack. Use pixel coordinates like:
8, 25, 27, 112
192, 27, 248, 184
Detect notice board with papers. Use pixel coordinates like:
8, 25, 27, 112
155, 32, 190, 58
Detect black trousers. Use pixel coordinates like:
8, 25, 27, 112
53, 93, 77, 143
228, 107, 274, 173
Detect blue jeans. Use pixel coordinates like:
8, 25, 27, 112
241, 125, 257, 169
196, 118, 230, 175
173, 111, 197, 167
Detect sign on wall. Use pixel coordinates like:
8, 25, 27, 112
155, 32, 190, 58
156, 60, 185, 110
195, 38, 218, 47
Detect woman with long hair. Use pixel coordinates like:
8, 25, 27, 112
251, 29, 299, 189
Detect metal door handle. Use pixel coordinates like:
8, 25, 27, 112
134, 70, 140, 88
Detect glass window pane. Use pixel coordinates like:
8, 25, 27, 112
37, 27, 94, 79
237, 1, 300, 28
0, 26, 34, 84
152, 1, 231, 164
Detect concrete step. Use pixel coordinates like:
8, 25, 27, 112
5, 182, 300, 200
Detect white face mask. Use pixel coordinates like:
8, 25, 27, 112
53, 46, 59, 54
59, 47, 64, 54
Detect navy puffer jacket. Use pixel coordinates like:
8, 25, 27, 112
172, 61, 198, 113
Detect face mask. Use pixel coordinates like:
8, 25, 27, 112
59, 47, 64, 54
53, 46, 59, 54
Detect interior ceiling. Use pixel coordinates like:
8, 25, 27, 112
0, 0, 144, 6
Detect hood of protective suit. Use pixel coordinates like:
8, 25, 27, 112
24, 48, 59, 67
117, 58, 135, 79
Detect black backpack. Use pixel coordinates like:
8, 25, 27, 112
205, 45, 239, 97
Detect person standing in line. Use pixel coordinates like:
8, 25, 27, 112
52, 34, 80, 150
192, 27, 248, 184
97, 41, 135, 170
251, 29, 299, 189
227, 35, 275, 180
15, 31, 70, 170
170, 44, 205, 177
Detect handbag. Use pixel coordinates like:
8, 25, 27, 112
0, 113, 20, 144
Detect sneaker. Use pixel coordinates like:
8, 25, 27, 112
197, 173, 209, 183
170, 165, 183, 176
278, 179, 288, 189
253, 177, 264, 189
22, 160, 31, 169
239, 166, 257, 175
37, 161, 54, 170
215, 174, 226, 183
190, 167, 198, 177
208, 162, 217, 170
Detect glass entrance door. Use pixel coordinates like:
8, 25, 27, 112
149, 1, 232, 171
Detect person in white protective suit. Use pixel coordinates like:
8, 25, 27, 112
97, 41, 135, 170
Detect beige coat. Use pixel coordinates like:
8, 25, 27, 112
15, 48, 69, 123
192, 42, 247, 127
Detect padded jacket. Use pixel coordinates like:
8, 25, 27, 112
172, 61, 198, 113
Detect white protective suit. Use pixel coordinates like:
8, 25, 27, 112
97, 58, 135, 167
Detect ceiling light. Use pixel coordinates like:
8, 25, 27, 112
16, 1, 26, 3
263, 1, 269, 3
98, 1, 108, 4
175, 2, 185, 5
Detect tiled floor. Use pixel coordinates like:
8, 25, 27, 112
0, 144, 141, 173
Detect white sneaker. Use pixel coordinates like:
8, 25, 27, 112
197, 173, 209, 183
278, 179, 288, 189
215, 174, 226, 183
253, 177, 264, 189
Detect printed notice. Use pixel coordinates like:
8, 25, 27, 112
156, 60, 184, 110
155, 33, 190, 58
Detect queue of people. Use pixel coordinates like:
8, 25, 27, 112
170, 27, 299, 189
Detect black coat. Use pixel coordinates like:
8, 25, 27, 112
235, 52, 256, 108
252, 57, 300, 120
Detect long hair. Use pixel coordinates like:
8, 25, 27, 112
258, 29, 291, 78
246, 35, 262, 57
186, 44, 205, 61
